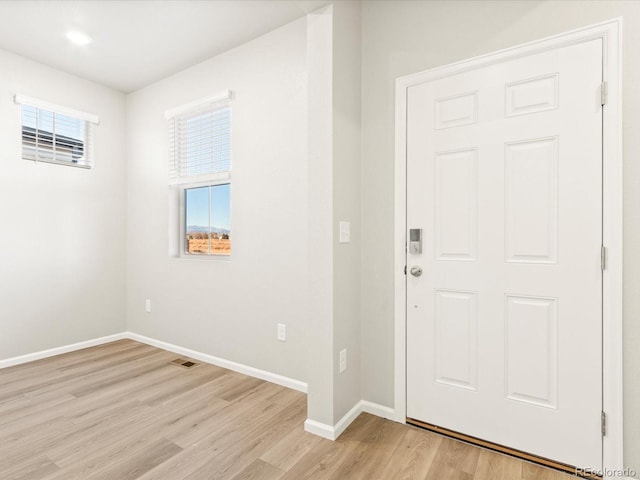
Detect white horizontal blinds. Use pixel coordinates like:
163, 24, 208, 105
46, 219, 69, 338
168, 95, 231, 184
18, 98, 97, 168
21, 105, 93, 167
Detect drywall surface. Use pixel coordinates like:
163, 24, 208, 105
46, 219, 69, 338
0, 48, 127, 359
126, 18, 309, 384
361, 0, 640, 473
306, 5, 335, 426
332, 0, 362, 424
305, 2, 363, 427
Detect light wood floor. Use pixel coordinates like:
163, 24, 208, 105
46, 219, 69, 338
0, 340, 577, 480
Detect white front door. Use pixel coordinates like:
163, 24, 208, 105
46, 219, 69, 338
406, 39, 603, 469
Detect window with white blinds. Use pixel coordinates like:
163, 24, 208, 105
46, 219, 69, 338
166, 92, 231, 184
166, 91, 233, 257
15, 95, 98, 169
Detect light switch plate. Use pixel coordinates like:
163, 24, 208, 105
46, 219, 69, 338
277, 323, 287, 342
339, 221, 351, 243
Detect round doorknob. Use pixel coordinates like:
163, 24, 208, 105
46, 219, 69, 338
410, 266, 423, 277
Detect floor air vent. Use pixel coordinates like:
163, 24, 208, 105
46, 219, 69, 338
170, 359, 198, 368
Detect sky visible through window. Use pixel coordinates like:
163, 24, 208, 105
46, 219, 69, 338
185, 184, 231, 232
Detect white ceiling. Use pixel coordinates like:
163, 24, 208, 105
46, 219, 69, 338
0, 0, 330, 93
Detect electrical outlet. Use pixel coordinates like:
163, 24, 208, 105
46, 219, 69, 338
339, 348, 347, 373
277, 323, 287, 342
145, 299, 151, 313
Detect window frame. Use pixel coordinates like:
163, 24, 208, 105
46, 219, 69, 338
179, 180, 232, 259
14, 94, 99, 169
166, 91, 232, 260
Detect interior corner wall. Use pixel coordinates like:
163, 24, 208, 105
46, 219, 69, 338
0, 48, 127, 360
332, 0, 362, 424
360, 0, 640, 474
306, 1, 364, 429
125, 17, 309, 385
306, 5, 335, 427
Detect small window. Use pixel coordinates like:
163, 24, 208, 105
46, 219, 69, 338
15, 95, 98, 168
166, 91, 232, 256
185, 184, 231, 255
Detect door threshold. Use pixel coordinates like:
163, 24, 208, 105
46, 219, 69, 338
406, 417, 601, 479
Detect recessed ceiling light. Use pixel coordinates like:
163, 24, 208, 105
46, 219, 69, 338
66, 31, 92, 46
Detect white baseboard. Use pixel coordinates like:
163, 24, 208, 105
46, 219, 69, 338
333, 401, 365, 438
304, 418, 336, 440
0, 333, 127, 369
0, 331, 308, 394
124, 332, 308, 393
304, 400, 397, 441
361, 400, 396, 420
1, 332, 401, 443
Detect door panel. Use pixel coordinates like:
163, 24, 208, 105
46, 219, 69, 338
505, 295, 558, 409
505, 137, 558, 263
406, 39, 603, 469
435, 148, 478, 260
434, 289, 478, 390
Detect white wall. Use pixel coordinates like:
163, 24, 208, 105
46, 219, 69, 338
126, 18, 309, 384
332, 0, 362, 423
360, 0, 640, 473
306, 5, 335, 426
0, 48, 127, 359
305, 2, 363, 429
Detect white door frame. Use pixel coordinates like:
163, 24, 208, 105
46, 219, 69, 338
394, 19, 623, 473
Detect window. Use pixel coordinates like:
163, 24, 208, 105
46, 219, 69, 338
185, 184, 231, 255
15, 95, 98, 168
166, 91, 232, 256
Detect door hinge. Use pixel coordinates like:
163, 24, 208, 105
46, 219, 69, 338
601, 245, 606, 271
601, 411, 607, 436
601, 82, 608, 106
404, 265, 407, 275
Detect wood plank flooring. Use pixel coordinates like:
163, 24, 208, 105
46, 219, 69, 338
0, 340, 577, 480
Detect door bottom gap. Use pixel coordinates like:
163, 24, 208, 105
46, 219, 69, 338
405, 417, 600, 479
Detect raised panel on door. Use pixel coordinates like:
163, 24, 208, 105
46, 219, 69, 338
435, 91, 479, 129
434, 290, 477, 390
505, 74, 559, 117
505, 137, 559, 264
505, 295, 558, 408
435, 149, 478, 261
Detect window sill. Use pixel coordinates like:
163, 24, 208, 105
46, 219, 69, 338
24, 157, 91, 169
170, 253, 232, 262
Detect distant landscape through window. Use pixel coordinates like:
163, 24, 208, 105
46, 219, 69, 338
185, 183, 231, 255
